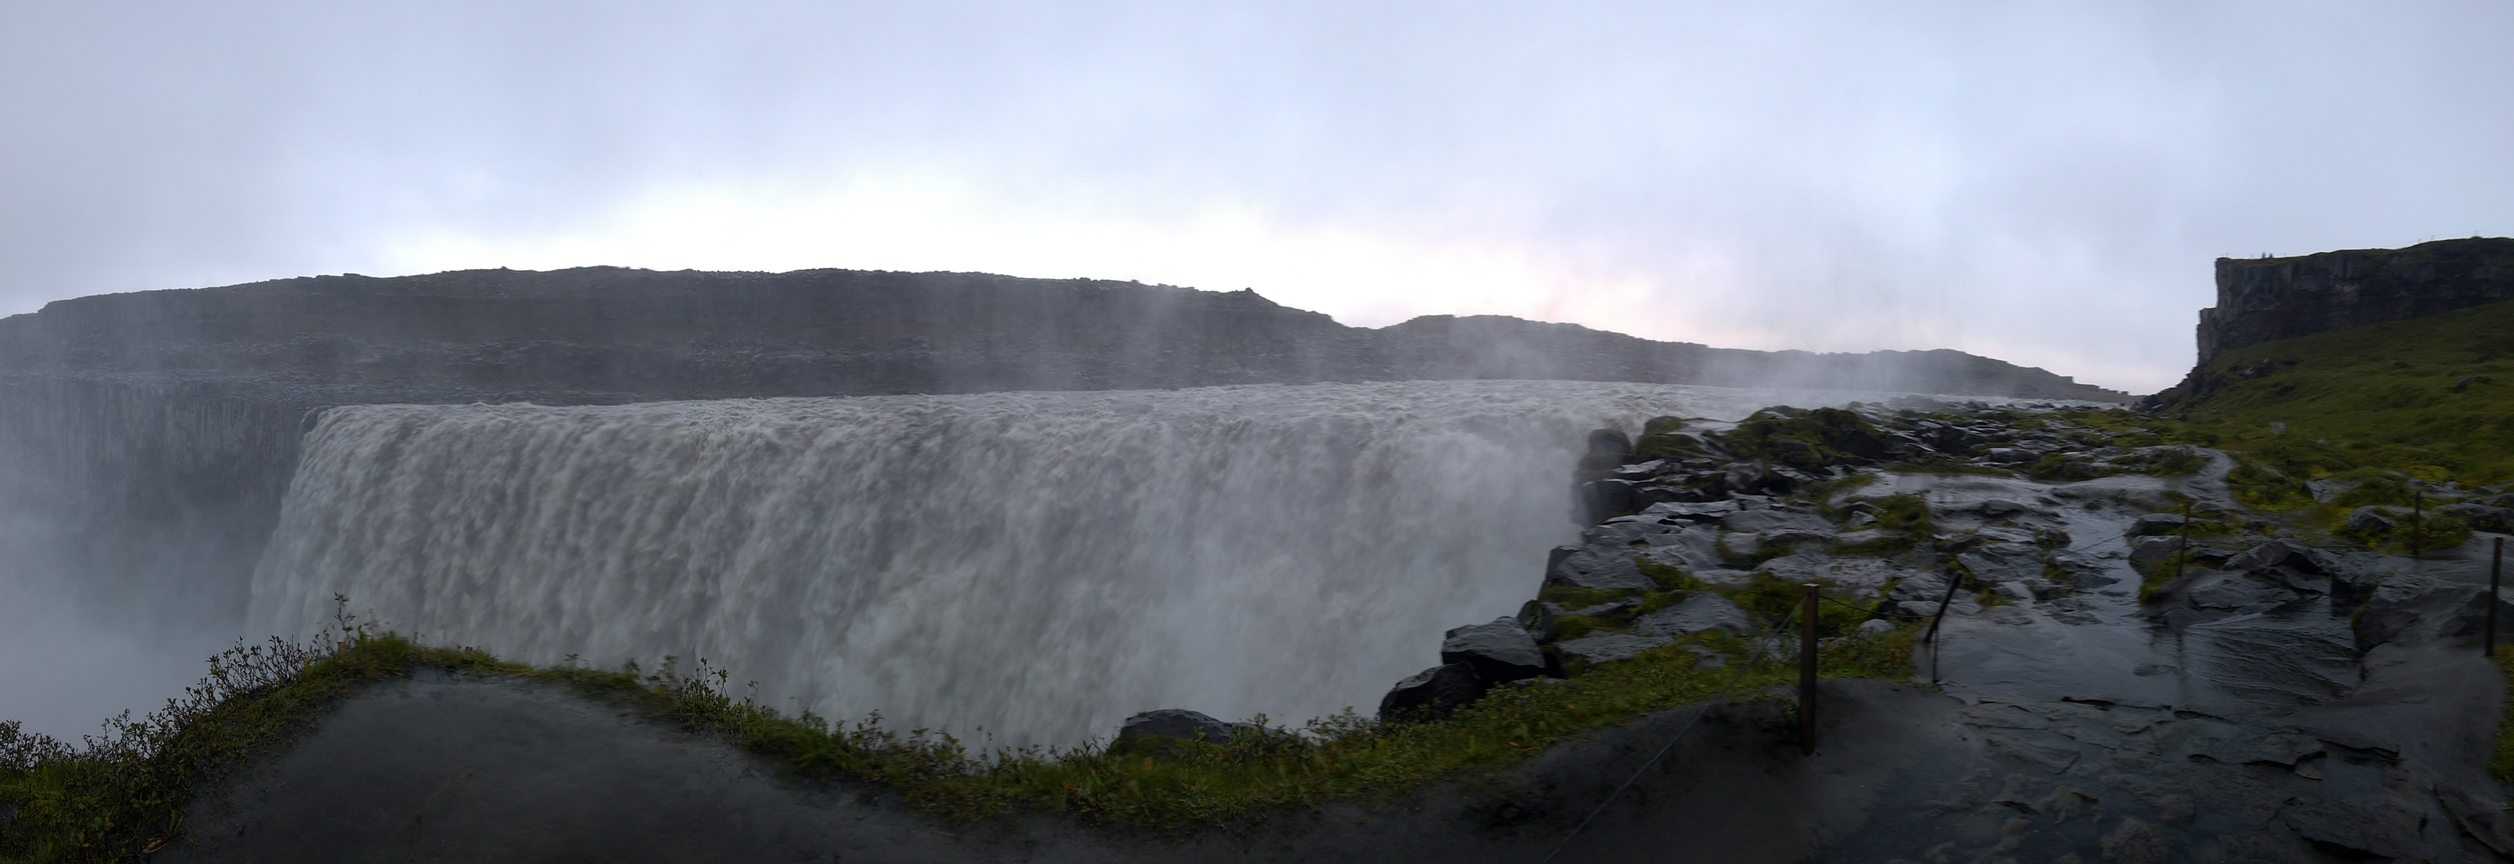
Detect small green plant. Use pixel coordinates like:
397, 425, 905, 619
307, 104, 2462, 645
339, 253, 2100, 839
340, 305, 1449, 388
1635, 558, 1703, 593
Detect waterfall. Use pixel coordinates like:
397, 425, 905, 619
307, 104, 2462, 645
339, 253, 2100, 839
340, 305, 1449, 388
249, 380, 1870, 745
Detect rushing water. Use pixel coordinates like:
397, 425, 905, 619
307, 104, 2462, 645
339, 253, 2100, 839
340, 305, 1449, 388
249, 380, 1914, 745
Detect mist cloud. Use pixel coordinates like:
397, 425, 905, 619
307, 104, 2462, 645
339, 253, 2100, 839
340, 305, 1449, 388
4, 0, 2509, 391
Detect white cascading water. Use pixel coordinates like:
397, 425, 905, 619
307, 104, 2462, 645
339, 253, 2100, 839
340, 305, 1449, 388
249, 380, 1887, 746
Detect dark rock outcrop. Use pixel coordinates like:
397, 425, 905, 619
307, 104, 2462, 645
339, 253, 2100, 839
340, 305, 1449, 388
1438, 618, 1548, 684
1111, 709, 1254, 752
2196, 238, 2514, 365
2148, 238, 2514, 410
1377, 663, 1487, 722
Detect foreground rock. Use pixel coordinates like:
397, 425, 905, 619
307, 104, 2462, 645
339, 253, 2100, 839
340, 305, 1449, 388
1377, 663, 1487, 722
1112, 709, 1257, 752
1438, 619, 1549, 683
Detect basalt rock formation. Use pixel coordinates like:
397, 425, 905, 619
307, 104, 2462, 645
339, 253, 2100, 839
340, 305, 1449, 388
2145, 237, 2514, 411
2197, 238, 2514, 366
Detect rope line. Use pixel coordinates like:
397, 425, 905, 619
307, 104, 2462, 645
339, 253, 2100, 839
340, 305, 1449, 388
1537, 705, 1710, 864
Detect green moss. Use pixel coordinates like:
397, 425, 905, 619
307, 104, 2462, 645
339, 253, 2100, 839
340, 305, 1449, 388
1722, 407, 1889, 471
2024, 452, 2104, 482
1630, 415, 1705, 461
1718, 573, 1876, 639
2227, 460, 2314, 510
1550, 615, 1611, 641
1869, 493, 1935, 535
1803, 472, 1881, 518
2130, 540, 2184, 603
1635, 558, 1703, 593
2340, 511, 2474, 556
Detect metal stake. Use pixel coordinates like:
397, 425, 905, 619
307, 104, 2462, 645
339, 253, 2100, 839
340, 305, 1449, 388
1800, 583, 1818, 755
2489, 537, 2504, 657
2171, 500, 2193, 584
2412, 489, 2424, 558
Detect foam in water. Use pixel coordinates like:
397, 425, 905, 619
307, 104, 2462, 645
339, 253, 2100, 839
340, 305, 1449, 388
250, 380, 1889, 745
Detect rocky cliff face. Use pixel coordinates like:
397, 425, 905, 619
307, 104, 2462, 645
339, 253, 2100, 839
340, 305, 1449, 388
2198, 238, 2514, 365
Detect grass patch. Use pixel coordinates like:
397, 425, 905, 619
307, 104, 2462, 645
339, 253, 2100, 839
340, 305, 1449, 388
0, 603, 518, 862
2155, 297, 2514, 488
2, 603, 1923, 858
1635, 558, 1703, 593
2130, 540, 2186, 603
1868, 493, 1935, 535
1630, 415, 1704, 461
1803, 472, 1881, 519
2338, 511, 2474, 556
1720, 573, 1878, 639
1830, 492, 1937, 557
1721, 407, 1890, 471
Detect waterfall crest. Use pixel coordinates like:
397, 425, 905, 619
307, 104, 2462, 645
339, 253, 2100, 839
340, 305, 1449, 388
250, 380, 1855, 744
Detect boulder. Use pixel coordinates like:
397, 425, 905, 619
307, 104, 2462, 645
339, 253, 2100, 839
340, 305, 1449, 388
1631, 593, 1753, 637
1757, 528, 1836, 550
1440, 618, 1549, 683
1720, 508, 1832, 534
1855, 619, 1897, 637
2224, 539, 2331, 575
2129, 513, 2187, 536
1516, 599, 1559, 642
1545, 547, 1654, 592
2129, 536, 2184, 573
1977, 498, 2032, 518
1579, 478, 1642, 524
1722, 461, 1793, 496
1556, 632, 1674, 666
1833, 529, 1897, 550
1113, 709, 1254, 752
2441, 502, 2514, 534
2183, 573, 2296, 611
1631, 416, 1705, 460
1644, 500, 1740, 522
1578, 428, 1634, 474
2344, 506, 2398, 539
1985, 447, 2033, 464
1564, 597, 1642, 619
2441, 588, 2514, 646
1957, 542, 2045, 584
1378, 663, 1487, 722
2352, 599, 2423, 654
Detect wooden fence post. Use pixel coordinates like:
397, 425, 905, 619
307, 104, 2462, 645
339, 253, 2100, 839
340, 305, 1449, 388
1799, 583, 1818, 755
2489, 537, 2504, 657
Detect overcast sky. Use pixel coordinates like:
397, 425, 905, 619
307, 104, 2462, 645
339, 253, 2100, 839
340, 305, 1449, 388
4, 2, 2509, 392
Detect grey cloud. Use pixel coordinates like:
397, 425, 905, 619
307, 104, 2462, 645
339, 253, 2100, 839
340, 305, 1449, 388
4, 0, 2510, 391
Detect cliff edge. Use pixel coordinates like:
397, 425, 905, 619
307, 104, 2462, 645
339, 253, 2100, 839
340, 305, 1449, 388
2199, 237, 2514, 365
